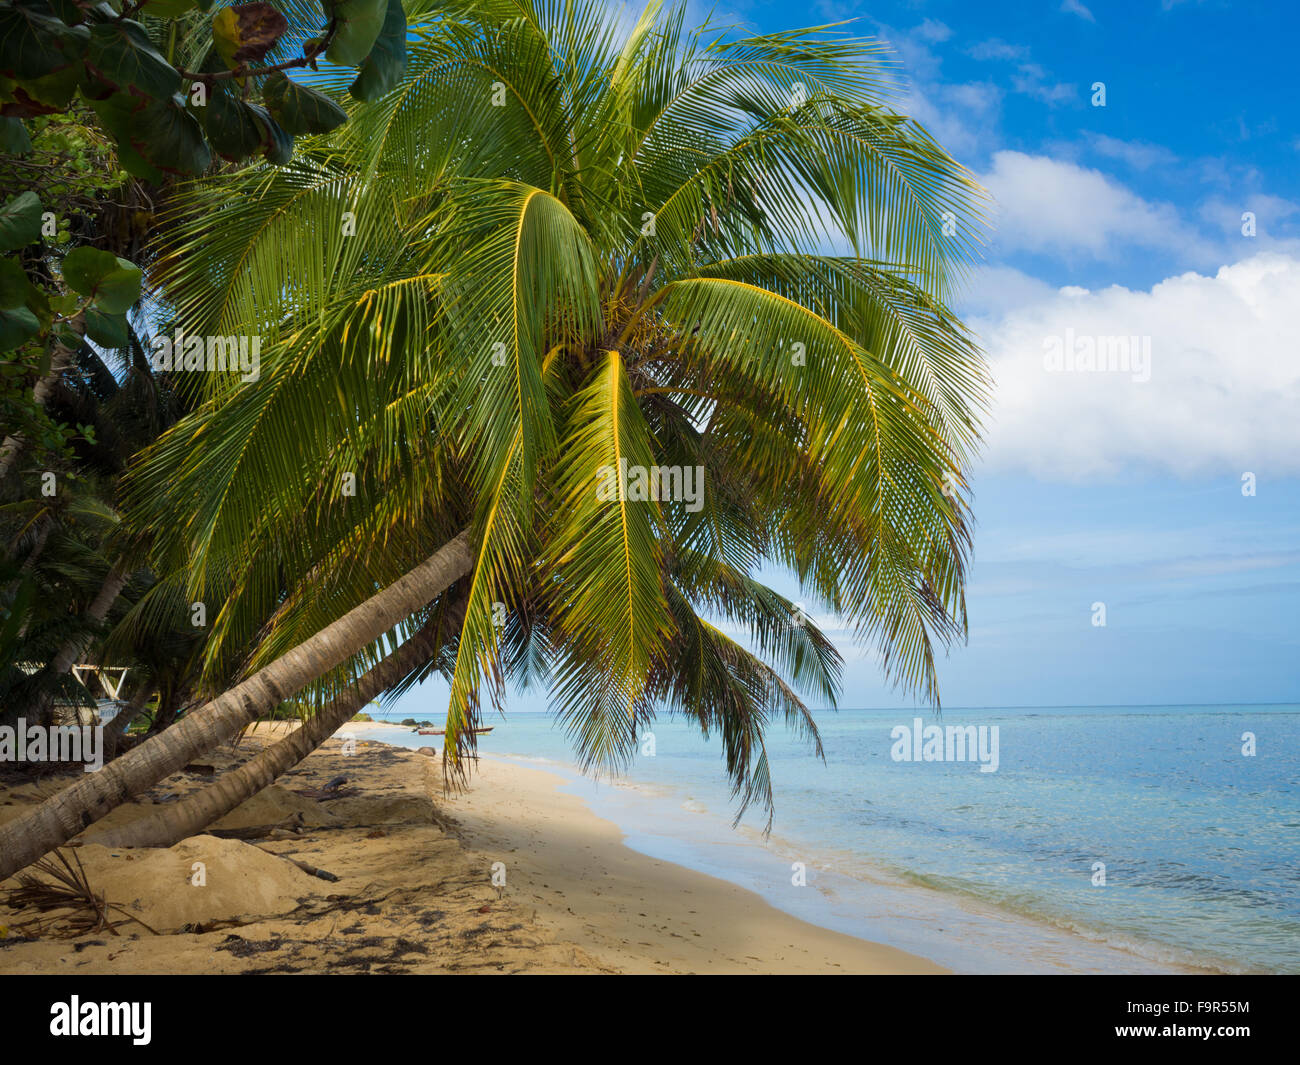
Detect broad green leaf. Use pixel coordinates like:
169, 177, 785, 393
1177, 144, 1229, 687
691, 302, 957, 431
45, 0, 88, 25
48, 291, 79, 315
84, 20, 181, 99
324, 0, 386, 67
84, 305, 129, 347
0, 4, 88, 82
125, 93, 211, 175
0, 115, 31, 152
252, 103, 292, 163
212, 3, 288, 69
348, 0, 404, 102
202, 80, 266, 160
12, 60, 82, 110
262, 69, 346, 135
62, 246, 143, 312
0, 190, 42, 251
0, 305, 39, 350
0, 256, 31, 308
87, 92, 165, 181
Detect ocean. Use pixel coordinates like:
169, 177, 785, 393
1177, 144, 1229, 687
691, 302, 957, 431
351, 703, 1299, 974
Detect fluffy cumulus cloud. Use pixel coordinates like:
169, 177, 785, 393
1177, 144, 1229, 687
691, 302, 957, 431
970, 254, 1300, 479
979, 151, 1208, 259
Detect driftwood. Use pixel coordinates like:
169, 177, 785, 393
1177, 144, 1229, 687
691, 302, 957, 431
283, 858, 340, 883
253, 845, 341, 883
207, 813, 305, 840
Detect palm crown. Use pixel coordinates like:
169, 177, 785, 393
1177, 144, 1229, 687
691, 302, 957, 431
125, 0, 989, 824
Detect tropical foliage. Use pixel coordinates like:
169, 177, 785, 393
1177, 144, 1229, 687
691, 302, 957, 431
0, 0, 408, 176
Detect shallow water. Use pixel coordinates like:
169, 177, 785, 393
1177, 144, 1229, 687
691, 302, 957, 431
353, 704, 1299, 973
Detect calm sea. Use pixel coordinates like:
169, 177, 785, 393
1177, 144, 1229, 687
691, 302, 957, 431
353, 704, 1299, 974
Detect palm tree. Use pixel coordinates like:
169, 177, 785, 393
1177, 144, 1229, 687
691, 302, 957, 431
0, 0, 987, 876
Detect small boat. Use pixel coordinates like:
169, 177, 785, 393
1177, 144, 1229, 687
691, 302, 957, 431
416, 726, 495, 736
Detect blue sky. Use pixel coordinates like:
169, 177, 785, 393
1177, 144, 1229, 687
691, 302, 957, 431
391, 0, 1300, 717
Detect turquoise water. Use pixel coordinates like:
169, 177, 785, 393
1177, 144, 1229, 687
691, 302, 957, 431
355, 704, 1299, 973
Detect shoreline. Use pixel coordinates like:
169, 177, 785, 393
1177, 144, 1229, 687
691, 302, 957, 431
477, 754, 1210, 975
343, 724, 1208, 974
432, 748, 945, 973
0, 724, 940, 974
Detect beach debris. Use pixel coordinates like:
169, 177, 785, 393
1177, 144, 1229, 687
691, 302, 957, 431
294, 775, 358, 801
218, 933, 285, 957
280, 856, 340, 883
209, 812, 306, 840
0, 849, 158, 938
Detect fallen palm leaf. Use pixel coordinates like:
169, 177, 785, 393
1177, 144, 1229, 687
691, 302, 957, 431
1, 849, 158, 938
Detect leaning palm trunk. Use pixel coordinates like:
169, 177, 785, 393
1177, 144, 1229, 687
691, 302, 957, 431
0, 531, 472, 881
92, 600, 465, 849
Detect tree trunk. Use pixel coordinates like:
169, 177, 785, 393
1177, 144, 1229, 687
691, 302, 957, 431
0, 317, 84, 483
2, 515, 53, 627
144, 685, 185, 737
0, 530, 472, 881
25, 561, 130, 727
93, 600, 464, 849
102, 678, 154, 759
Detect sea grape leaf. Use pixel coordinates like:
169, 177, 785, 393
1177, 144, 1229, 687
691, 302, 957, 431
0, 4, 89, 81
62, 246, 142, 313
202, 79, 266, 160
124, 93, 211, 175
44, 0, 88, 24
0, 191, 42, 251
324, 0, 386, 67
348, 0, 405, 102
87, 92, 165, 181
84, 20, 181, 99
212, 3, 288, 68
0, 114, 31, 151
84, 305, 129, 347
0, 304, 40, 350
262, 69, 346, 135
0, 256, 31, 308
250, 102, 292, 163
11, 60, 82, 110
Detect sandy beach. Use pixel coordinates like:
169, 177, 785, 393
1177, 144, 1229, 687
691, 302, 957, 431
0, 724, 942, 974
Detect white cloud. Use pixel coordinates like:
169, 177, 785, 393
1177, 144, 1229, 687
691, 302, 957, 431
980, 150, 1208, 259
1008, 63, 1077, 106
1060, 0, 1096, 22
972, 254, 1300, 479
959, 265, 1059, 317
967, 38, 1030, 62
1085, 134, 1179, 171
914, 18, 953, 43
902, 80, 1001, 159
1198, 194, 1300, 238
